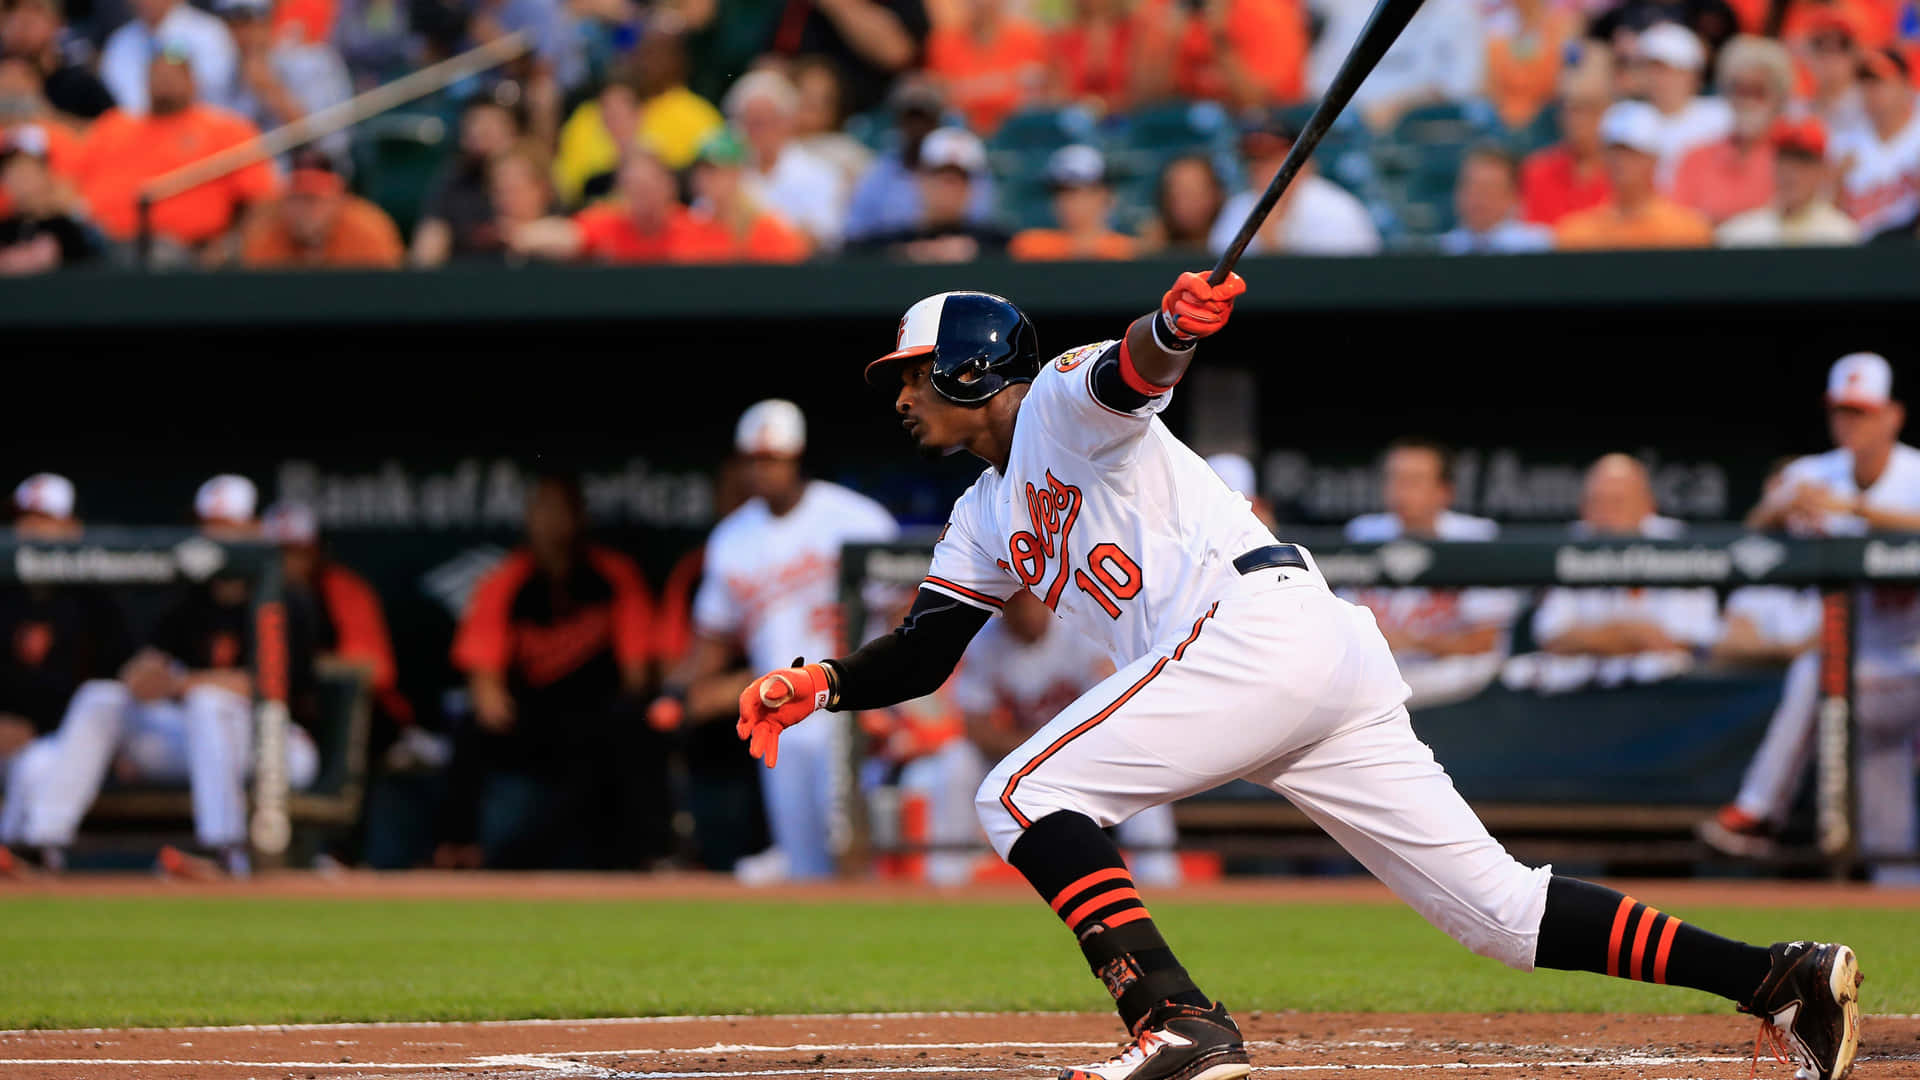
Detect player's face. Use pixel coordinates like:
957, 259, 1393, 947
526, 485, 582, 559
741, 453, 802, 502
895, 359, 974, 457
1580, 468, 1653, 535
1383, 448, 1451, 534
1828, 402, 1902, 454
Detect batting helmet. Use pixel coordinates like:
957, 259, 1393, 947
866, 291, 1039, 406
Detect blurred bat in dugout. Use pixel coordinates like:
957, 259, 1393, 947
1209, 0, 1429, 283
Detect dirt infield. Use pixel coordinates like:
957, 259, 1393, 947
1, 1010, 1916, 1079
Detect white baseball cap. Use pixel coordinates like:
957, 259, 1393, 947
195, 474, 258, 525
917, 127, 986, 175
1046, 144, 1107, 189
1637, 21, 1705, 71
1205, 453, 1258, 500
1600, 101, 1664, 155
1828, 352, 1893, 409
13, 473, 75, 520
261, 501, 319, 545
735, 399, 806, 457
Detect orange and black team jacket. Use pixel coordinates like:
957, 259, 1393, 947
450, 545, 655, 717
310, 562, 414, 726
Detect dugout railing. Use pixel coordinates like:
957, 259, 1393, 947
1, 529, 368, 866
838, 529, 1920, 877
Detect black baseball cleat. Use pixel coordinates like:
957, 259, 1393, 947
1740, 941, 1862, 1080
1057, 1001, 1251, 1080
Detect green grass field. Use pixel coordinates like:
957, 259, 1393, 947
1, 897, 1914, 1030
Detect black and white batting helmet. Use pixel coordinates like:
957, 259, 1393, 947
866, 291, 1039, 406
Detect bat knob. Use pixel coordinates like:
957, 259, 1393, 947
759, 675, 793, 709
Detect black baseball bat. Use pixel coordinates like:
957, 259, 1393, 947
1208, 0, 1429, 283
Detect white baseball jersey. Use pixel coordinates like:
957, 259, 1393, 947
1340, 511, 1521, 709
695, 480, 900, 674
951, 618, 1114, 732
922, 341, 1277, 666
1831, 111, 1920, 234
1778, 443, 1920, 657
1722, 586, 1822, 649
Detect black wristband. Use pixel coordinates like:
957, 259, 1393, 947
1153, 309, 1198, 353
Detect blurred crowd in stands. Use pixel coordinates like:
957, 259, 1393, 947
2, 351, 1915, 882
3, 0, 1920, 271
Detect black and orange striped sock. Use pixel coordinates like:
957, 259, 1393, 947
1008, 811, 1210, 1031
1534, 877, 1772, 1005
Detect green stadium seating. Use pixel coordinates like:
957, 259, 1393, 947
350, 112, 455, 238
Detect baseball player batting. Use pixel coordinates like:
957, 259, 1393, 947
735, 279, 1864, 1080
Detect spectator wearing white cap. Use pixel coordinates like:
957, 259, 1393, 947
844, 79, 997, 244
848, 126, 1011, 262
98, 0, 234, 115
210, 0, 350, 168
10, 474, 321, 879
1627, 21, 1732, 183
1341, 437, 1520, 708
1669, 35, 1792, 225
650, 399, 898, 884
724, 69, 848, 251
1555, 100, 1713, 249
1008, 145, 1136, 261
1731, 352, 1920, 882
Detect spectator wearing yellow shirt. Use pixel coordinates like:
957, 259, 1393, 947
552, 31, 721, 206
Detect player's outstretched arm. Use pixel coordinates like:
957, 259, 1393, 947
736, 587, 990, 767
1120, 270, 1248, 389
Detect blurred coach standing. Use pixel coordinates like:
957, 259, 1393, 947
652, 401, 898, 883
1737, 352, 1920, 882
444, 474, 669, 869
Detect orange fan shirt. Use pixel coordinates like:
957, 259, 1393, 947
75, 105, 280, 244
925, 18, 1050, 134
572, 202, 706, 262
1554, 197, 1714, 249
682, 209, 811, 263
1485, 11, 1574, 130
240, 195, 405, 268
1141, 0, 1308, 104
1008, 228, 1138, 260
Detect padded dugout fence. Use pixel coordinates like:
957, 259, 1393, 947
838, 529, 1920, 877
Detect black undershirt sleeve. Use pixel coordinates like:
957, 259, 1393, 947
824, 587, 992, 711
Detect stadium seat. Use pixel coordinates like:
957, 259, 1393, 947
844, 109, 899, 155
1116, 100, 1236, 155
350, 112, 454, 238
1503, 104, 1561, 156
988, 105, 1100, 154
1390, 100, 1500, 150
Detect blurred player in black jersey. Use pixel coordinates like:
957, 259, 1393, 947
0, 475, 133, 874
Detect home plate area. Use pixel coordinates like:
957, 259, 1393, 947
2, 1012, 1918, 1080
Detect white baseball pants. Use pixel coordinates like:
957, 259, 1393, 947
978, 565, 1553, 971
4, 680, 317, 850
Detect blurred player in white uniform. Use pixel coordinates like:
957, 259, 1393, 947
1723, 352, 1920, 880
1515, 455, 1720, 693
949, 591, 1181, 886
7, 476, 319, 877
651, 401, 899, 882
1342, 438, 1520, 708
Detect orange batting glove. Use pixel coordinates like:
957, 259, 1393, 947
1159, 270, 1247, 340
737, 660, 834, 768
